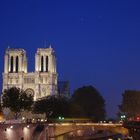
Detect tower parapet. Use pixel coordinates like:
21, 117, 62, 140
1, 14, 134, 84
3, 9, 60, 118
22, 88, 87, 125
4, 48, 27, 73
35, 47, 56, 73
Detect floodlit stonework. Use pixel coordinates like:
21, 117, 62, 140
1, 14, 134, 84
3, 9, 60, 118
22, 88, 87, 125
2, 47, 58, 101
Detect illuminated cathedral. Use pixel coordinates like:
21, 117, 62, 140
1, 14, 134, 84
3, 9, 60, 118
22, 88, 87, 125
2, 46, 58, 101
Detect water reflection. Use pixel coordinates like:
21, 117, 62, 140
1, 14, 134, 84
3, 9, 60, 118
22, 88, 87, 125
51, 130, 125, 140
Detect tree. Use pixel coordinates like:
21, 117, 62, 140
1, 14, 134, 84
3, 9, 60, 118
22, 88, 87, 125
2, 87, 33, 119
119, 90, 140, 118
33, 95, 69, 119
71, 86, 106, 121
68, 102, 85, 118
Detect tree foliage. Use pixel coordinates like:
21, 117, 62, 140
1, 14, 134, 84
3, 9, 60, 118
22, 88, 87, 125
68, 102, 85, 118
119, 90, 140, 117
33, 86, 106, 121
33, 95, 69, 118
2, 87, 33, 119
71, 86, 106, 121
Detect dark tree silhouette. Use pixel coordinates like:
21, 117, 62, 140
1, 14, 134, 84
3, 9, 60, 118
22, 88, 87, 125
2, 87, 33, 119
71, 86, 106, 121
119, 90, 140, 118
68, 102, 85, 118
33, 95, 69, 119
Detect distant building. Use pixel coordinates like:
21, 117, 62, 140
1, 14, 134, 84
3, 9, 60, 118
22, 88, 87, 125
2, 47, 58, 101
58, 81, 70, 97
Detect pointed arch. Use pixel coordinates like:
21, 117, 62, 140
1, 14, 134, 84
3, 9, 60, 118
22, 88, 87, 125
16, 56, 19, 72
41, 56, 44, 72
46, 56, 48, 72
10, 56, 13, 72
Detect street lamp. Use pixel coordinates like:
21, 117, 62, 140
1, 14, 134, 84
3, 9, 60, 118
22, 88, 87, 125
58, 116, 64, 120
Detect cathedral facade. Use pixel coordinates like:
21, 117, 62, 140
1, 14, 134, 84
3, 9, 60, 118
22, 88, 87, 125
2, 47, 58, 101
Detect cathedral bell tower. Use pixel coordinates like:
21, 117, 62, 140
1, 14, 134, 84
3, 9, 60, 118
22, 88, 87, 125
3, 48, 27, 90
35, 47, 57, 99
4, 48, 27, 73
35, 46, 56, 73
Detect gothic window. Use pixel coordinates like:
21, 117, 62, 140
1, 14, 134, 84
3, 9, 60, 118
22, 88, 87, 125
25, 88, 34, 96
16, 56, 19, 72
46, 56, 48, 72
41, 56, 44, 72
10, 56, 13, 72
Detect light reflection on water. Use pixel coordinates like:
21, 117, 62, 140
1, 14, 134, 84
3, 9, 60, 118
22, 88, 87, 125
50, 133, 125, 140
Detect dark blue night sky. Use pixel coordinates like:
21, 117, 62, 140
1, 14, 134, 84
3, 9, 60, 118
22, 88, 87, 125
0, 0, 140, 118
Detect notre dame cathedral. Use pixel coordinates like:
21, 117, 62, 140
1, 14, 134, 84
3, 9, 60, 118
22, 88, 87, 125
2, 47, 58, 101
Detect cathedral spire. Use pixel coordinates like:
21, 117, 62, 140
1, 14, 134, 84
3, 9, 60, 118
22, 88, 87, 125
7, 45, 10, 50
49, 44, 52, 48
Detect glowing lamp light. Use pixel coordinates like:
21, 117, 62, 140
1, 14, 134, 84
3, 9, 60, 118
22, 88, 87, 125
136, 117, 140, 121
10, 125, 13, 129
120, 115, 126, 119
22, 117, 25, 120
27, 125, 29, 128
58, 116, 64, 120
